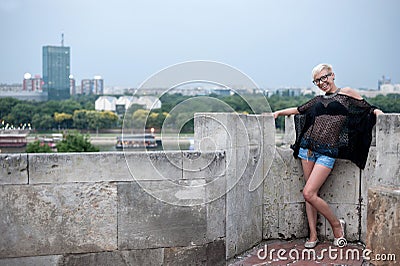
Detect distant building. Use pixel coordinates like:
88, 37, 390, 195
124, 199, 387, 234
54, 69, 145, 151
275, 88, 303, 97
22, 73, 43, 92
380, 83, 400, 94
81, 79, 92, 95
69, 75, 76, 95
135, 96, 162, 110
42, 45, 71, 100
93, 76, 104, 95
80, 76, 104, 95
116, 96, 136, 115
95, 96, 117, 112
95, 96, 162, 113
378, 75, 391, 90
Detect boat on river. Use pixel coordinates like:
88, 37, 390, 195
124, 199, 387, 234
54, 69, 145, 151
116, 134, 160, 149
0, 130, 29, 148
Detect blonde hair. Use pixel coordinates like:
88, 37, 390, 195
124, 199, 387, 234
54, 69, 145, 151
312, 63, 333, 79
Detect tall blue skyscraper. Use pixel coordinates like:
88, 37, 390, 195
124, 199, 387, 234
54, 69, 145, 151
42, 45, 70, 100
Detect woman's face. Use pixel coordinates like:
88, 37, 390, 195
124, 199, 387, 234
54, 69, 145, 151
313, 69, 336, 93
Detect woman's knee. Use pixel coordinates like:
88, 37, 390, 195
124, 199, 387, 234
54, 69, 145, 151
303, 188, 317, 202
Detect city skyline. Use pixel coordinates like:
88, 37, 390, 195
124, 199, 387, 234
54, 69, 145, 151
1, 0, 399, 89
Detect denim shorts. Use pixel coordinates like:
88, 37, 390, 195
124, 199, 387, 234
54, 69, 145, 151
298, 147, 336, 169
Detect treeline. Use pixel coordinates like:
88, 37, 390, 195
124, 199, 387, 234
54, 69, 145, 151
1, 93, 399, 132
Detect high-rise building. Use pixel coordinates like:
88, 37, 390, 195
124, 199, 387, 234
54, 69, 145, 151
22, 73, 44, 92
69, 75, 76, 95
42, 45, 70, 100
81, 76, 104, 95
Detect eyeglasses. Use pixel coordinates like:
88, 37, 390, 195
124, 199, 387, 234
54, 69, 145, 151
313, 73, 333, 85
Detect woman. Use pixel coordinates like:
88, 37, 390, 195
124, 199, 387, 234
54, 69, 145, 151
273, 63, 383, 248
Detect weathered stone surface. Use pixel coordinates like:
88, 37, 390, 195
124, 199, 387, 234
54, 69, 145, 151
0, 154, 28, 185
317, 203, 360, 241
283, 115, 295, 145
62, 252, 127, 266
0, 255, 63, 266
121, 249, 164, 266
29, 151, 184, 184
226, 145, 263, 259
361, 146, 377, 242
264, 147, 305, 239
29, 152, 131, 183
195, 113, 267, 259
164, 239, 225, 266
320, 159, 360, 204
277, 203, 308, 239
118, 181, 208, 250
62, 249, 164, 266
0, 182, 117, 258
182, 151, 227, 241
375, 114, 400, 187
366, 186, 400, 266
127, 151, 183, 181
264, 132, 363, 242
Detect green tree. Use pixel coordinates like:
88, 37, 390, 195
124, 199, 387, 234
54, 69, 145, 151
56, 131, 99, 152
54, 112, 73, 129
99, 111, 119, 128
0, 98, 20, 119
26, 140, 53, 153
72, 110, 89, 129
9, 102, 37, 125
32, 114, 54, 130
131, 109, 150, 129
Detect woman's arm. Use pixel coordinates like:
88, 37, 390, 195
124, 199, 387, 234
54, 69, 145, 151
373, 109, 384, 115
273, 107, 299, 119
341, 87, 384, 116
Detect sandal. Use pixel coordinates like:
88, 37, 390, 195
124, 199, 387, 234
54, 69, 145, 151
333, 219, 347, 247
304, 238, 319, 249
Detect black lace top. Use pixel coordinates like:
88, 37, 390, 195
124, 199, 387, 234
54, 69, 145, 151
291, 92, 377, 169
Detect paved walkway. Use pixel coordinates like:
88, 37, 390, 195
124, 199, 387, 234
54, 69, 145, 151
228, 239, 367, 266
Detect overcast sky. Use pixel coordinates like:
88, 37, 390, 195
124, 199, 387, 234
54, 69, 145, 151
0, 0, 399, 89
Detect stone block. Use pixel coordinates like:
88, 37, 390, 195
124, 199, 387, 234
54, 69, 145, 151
235, 114, 261, 148
118, 181, 208, 250
62, 249, 164, 266
182, 151, 225, 181
361, 147, 377, 243
375, 114, 400, 187
194, 113, 236, 152
163, 239, 225, 266
181, 151, 226, 241
226, 145, 263, 259
319, 159, 360, 204
0, 255, 63, 266
126, 151, 183, 182
284, 115, 295, 145
317, 203, 359, 242
0, 154, 28, 185
0, 182, 117, 258
277, 203, 308, 239
366, 186, 400, 266
29, 152, 183, 184
263, 147, 288, 239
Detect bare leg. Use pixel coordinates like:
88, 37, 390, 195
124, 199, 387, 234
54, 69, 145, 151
302, 163, 343, 238
301, 160, 318, 241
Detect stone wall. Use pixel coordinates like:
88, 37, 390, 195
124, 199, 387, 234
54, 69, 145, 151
0, 151, 227, 266
366, 186, 399, 266
265, 114, 399, 245
0, 113, 399, 265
